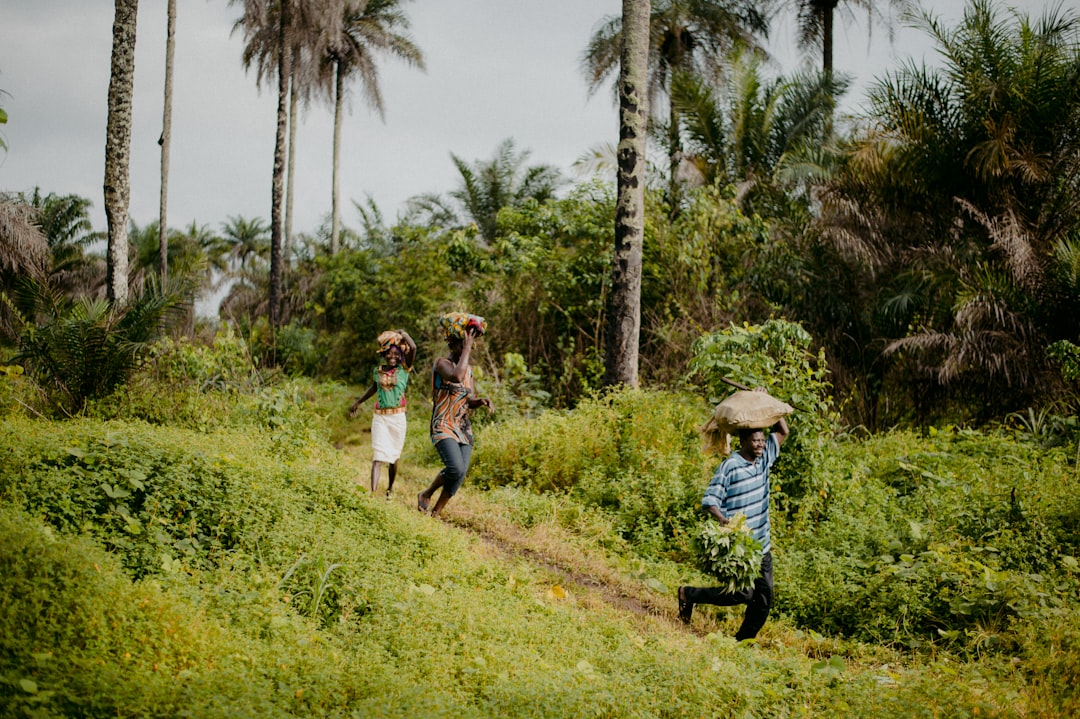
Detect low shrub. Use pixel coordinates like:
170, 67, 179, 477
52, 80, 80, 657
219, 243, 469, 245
471, 387, 713, 556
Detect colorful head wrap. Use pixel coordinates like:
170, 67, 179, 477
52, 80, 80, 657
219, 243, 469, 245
376, 330, 404, 355
438, 312, 487, 341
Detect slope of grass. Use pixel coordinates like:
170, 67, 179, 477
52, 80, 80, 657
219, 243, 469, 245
0, 383, 1076, 717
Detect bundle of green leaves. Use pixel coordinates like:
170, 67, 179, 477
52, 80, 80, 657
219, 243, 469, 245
695, 514, 763, 593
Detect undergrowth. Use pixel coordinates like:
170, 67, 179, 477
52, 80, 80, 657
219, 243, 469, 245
1, 366, 1079, 716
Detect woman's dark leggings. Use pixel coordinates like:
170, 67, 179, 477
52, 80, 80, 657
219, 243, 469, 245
434, 438, 473, 498
684, 552, 773, 640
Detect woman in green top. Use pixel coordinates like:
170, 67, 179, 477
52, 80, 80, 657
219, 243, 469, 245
349, 330, 416, 497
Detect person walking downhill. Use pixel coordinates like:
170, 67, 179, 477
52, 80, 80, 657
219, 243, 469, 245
418, 313, 493, 517
349, 330, 416, 498
678, 387, 790, 641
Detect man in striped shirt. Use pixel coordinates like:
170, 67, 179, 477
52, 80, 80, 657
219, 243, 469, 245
678, 409, 790, 640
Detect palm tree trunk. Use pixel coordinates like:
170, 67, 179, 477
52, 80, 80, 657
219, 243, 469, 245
104, 0, 138, 304
269, 0, 292, 330
822, 0, 836, 77
285, 75, 297, 271
158, 0, 176, 284
604, 0, 649, 389
331, 59, 344, 255
668, 101, 681, 217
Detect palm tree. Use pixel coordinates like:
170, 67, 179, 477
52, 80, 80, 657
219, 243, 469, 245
405, 138, 563, 245
104, 0, 139, 303
19, 189, 102, 297
221, 215, 271, 273
321, 0, 424, 255
604, 0, 651, 388
672, 46, 847, 219
811, 0, 1080, 420
158, 0, 176, 283
234, 0, 341, 329
11, 278, 183, 415
794, 0, 917, 77
582, 0, 768, 209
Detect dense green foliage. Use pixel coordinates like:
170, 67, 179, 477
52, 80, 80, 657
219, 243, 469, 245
7, 280, 183, 415
472, 386, 1080, 663
5, 3, 1080, 711
694, 515, 764, 593
2, 369, 1079, 716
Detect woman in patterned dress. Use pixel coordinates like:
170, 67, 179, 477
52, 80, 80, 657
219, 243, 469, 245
417, 314, 493, 516
349, 330, 416, 497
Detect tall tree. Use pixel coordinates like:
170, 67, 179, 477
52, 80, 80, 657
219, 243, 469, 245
322, 0, 424, 254
795, 0, 916, 77
604, 0, 650, 388
234, 0, 340, 329
158, 0, 176, 283
284, 79, 298, 268
104, 0, 139, 304
221, 215, 271, 273
582, 0, 767, 210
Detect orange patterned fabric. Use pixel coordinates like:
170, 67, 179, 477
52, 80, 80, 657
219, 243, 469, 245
429, 366, 474, 445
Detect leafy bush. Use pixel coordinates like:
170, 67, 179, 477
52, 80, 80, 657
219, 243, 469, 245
779, 428, 1080, 653
86, 329, 260, 431
472, 387, 713, 557
689, 318, 839, 512
693, 514, 764, 592
10, 282, 182, 414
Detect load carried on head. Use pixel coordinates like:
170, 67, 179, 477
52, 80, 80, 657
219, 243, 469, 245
438, 312, 487, 340
699, 389, 794, 456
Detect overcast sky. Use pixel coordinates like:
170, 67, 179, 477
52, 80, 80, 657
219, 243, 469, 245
0, 0, 1055, 239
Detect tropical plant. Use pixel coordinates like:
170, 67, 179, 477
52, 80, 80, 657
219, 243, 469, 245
319, 0, 424, 254
672, 46, 848, 221
405, 138, 563, 246
9, 278, 183, 414
582, 0, 769, 207
693, 513, 763, 592
20, 189, 98, 281
812, 0, 1080, 422
793, 0, 917, 76
233, 0, 342, 328
0, 195, 50, 345
473, 183, 615, 405
221, 215, 270, 273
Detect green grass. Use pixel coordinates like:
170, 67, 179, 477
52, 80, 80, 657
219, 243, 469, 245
1, 384, 1078, 717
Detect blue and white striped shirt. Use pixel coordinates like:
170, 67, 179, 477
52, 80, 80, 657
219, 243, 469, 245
701, 433, 780, 554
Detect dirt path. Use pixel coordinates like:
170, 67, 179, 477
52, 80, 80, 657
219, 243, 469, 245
441, 504, 700, 632
340, 444, 703, 632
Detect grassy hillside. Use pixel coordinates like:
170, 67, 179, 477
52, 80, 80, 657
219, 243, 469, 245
1, 381, 1078, 717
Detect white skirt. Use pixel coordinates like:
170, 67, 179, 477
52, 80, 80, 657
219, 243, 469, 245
371, 412, 407, 463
